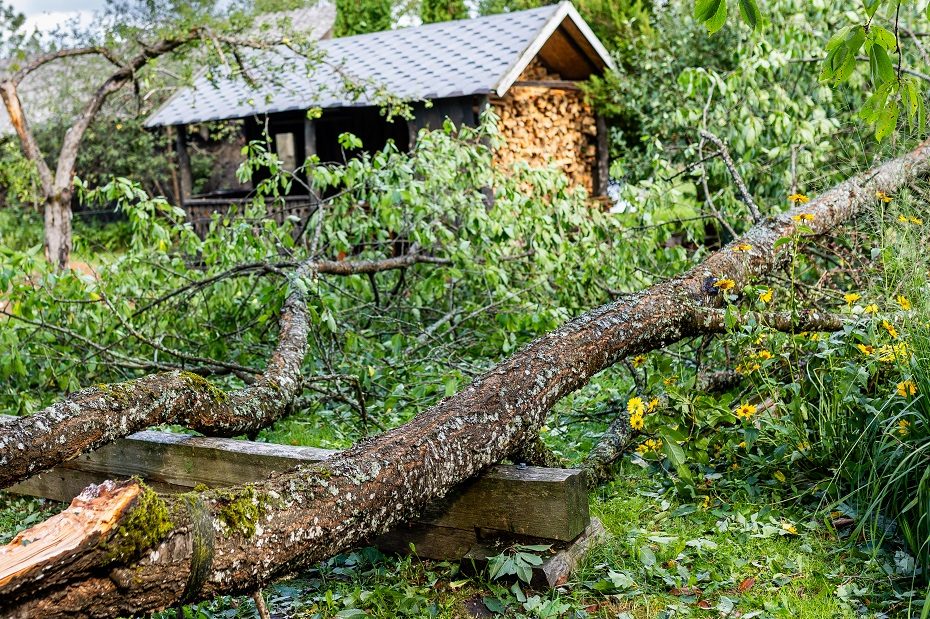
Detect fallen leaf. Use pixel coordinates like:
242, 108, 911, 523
738, 577, 755, 592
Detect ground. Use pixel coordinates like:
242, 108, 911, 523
1, 462, 919, 619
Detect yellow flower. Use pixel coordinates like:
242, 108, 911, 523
636, 437, 663, 454
631, 355, 647, 368
898, 419, 911, 436
628, 397, 646, 430
702, 495, 712, 509
882, 320, 899, 339
878, 342, 910, 363
844, 292, 861, 305
663, 375, 678, 386
808, 332, 821, 341
647, 397, 660, 413
736, 361, 761, 375
898, 215, 910, 223
856, 343, 875, 355
864, 304, 879, 314
759, 289, 773, 304
781, 521, 798, 534
735, 403, 757, 419
773, 470, 787, 483
792, 213, 815, 222
714, 278, 736, 291
876, 190, 893, 203
897, 295, 912, 311
738, 441, 747, 449
897, 380, 917, 398
788, 193, 810, 204
756, 350, 773, 360
909, 216, 924, 225
733, 243, 753, 253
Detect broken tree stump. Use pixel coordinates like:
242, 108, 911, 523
5, 424, 601, 588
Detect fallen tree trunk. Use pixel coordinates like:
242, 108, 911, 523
0, 252, 440, 488
3, 140, 929, 617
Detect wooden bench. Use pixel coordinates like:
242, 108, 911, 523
6, 428, 603, 587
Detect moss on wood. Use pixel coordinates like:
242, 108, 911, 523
103, 483, 173, 564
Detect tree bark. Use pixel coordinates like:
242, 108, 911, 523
43, 192, 73, 270
2, 140, 930, 617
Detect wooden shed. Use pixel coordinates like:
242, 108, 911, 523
145, 2, 614, 230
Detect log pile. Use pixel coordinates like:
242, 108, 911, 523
492, 60, 598, 194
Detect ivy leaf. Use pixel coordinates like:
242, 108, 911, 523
738, 0, 761, 30
875, 101, 900, 142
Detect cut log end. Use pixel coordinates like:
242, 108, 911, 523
0, 479, 141, 592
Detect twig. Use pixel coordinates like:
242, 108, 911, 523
699, 130, 763, 223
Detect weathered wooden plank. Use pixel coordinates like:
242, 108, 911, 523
6, 424, 588, 542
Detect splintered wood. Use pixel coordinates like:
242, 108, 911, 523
0, 480, 140, 594
492, 60, 598, 194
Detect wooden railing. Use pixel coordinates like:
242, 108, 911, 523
183, 194, 321, 238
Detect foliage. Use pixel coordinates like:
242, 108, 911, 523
334, 0, 394, 36
419, 0, 468, 23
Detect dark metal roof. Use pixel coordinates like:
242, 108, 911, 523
145, 2, 613, 127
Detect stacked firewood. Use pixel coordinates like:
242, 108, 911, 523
491, 61, 598, 193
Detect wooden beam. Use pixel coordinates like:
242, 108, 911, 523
595, 114, 609, 197
175, 124, 193, 204
7, 425, 589, 543
511, 80, 582, 91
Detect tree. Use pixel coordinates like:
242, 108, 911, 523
420, 0, 468, 24
334, 0, 394, 36
0, 0, 312, 269
1, 137, 929, 616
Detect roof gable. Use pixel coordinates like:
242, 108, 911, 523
145, 2, 613, 127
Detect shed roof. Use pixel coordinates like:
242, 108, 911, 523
145, 2, 613, 127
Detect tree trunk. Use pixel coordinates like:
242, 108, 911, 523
2, 140, 929, 617
44, 192, 73, 270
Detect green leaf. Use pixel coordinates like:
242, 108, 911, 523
864, 0, 882, 17
875, 100, 900, 142
705, 0, 728, 33
738, 0, 761, 30
694, 0, 723, 22
870, 25, 897, 51
868, 44, 895, 86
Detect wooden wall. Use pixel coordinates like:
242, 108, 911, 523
491, 60, 600, 195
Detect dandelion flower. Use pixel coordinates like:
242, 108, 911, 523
910, 216, 924, 225
876, 191, 893, 203
733, 243, 753, 253
897, 380, 917, 398
899, 215, 910, 223
735, 403, 757, 419
844, 292, 861, 305
864, 304, 879, 314
788, 193, 810, 204
759, 289, 773, 304
897, 295, 912, 311
898, 419, 911, 436
714, 278, 736, 291
781, 521, 798, 534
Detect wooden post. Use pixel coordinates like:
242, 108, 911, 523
594, 114, 609, 198
175, 124, 193, 204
